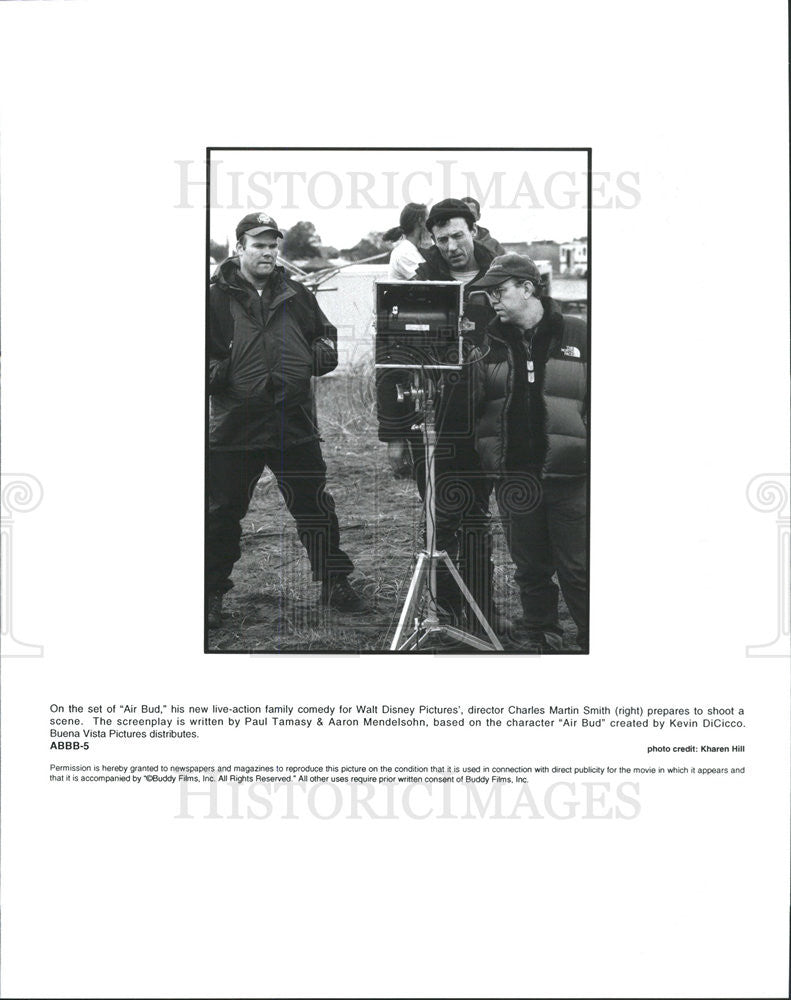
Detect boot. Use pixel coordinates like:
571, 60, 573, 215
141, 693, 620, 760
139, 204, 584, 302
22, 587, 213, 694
320, 575, 370, 614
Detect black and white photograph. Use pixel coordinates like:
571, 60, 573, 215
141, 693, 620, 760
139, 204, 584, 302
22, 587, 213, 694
206, 149, 592, 653
1, 3, 789, 999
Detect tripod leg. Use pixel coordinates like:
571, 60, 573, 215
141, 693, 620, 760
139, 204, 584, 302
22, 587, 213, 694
441, 553, 503, 650
399, 629, 421, 651
391, 552, 429, 650
415, 627, 443, 650
441, 624, 503, 652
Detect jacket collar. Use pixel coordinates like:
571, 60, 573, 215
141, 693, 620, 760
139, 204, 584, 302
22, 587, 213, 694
212, 256, 296, 307
486, 296, 564, 346
420, 239, 494, 281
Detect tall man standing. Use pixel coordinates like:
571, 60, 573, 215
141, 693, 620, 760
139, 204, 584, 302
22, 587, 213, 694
377, 198, 500, 631
207, 213, 367, 628
469, 254, 588, 651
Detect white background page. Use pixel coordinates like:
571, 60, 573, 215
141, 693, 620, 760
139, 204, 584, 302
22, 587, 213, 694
0, 2, 788, 998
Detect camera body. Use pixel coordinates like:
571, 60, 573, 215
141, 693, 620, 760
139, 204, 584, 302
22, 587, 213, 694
374, 280, 463, 365
374, 280, 474, 437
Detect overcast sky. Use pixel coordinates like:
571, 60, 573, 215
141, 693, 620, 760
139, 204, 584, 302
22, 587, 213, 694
206, 149, 595, 250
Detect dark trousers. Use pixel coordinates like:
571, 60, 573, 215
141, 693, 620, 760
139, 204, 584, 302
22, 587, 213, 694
410, 437, 494, 621
206, 440, 354, 594
495, 475, 588, 643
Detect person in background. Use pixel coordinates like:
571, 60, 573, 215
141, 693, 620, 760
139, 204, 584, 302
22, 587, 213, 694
461, 196, 505, 257
386, 203, 431, 279
469, 254, 588, 652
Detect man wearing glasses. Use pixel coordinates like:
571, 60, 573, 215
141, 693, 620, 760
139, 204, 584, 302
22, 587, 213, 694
469, 254, 589, 652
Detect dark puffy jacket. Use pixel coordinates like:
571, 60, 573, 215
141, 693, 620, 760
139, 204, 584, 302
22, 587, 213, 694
208, 257, 338, 450
472, 298, 588, 479
376, 241, 496, 442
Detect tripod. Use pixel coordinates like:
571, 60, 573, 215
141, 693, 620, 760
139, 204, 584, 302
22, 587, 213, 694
389, 370, 502, 652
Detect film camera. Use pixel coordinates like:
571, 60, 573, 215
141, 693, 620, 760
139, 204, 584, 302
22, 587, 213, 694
374, 279, 463, 365
374, 280, 474, 436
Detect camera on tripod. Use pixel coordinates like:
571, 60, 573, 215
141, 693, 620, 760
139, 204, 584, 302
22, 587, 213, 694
374, 280, 476, 438
374, 280, 464, 371
372, 281, 502, 652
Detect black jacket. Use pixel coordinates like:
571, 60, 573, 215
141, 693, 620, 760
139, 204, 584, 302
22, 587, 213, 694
208, 257, 338, 450
471, 298, 588, 478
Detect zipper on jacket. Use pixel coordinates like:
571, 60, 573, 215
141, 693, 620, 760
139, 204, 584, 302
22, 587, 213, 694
501, 341, 513, 474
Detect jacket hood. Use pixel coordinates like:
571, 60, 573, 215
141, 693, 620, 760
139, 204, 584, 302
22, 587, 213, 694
211, 254, 242, 290
211, 255, 290, 294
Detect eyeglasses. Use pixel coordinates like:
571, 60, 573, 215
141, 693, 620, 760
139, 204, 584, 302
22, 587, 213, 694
485, 283, 511, 303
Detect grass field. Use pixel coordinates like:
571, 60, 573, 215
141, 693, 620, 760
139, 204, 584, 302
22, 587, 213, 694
207, 369, 575, 653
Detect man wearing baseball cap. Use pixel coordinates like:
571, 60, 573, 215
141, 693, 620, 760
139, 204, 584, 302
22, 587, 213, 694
469, 254, 589, 652
206, 212, 368, 630
376, 198, 502, 635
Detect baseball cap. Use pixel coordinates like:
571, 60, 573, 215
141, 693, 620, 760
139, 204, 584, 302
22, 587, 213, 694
236, 212, 284, 241
425, 198, 476, 232
469, 253, 544, 289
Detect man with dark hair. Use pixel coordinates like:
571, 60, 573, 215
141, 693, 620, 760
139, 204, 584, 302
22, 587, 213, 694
469, 254, 588, 651
207, 212, 367, 629
461, 196, 506, 257
377, 198, 502, 634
